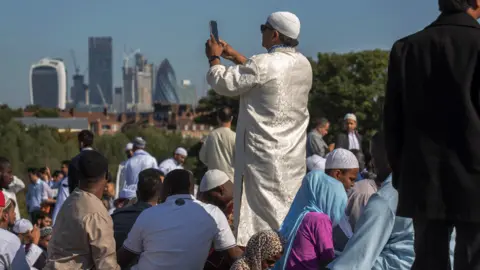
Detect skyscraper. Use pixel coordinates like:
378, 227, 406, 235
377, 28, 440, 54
71, 74, 87, 105
135, 53, 153, 109
154, 59, 180, 103
88, 37, 113, 105
113, 87, 124, 113
29, 58, 67, 109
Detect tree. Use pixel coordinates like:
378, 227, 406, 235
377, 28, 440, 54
0, 105, 200, 218
309, 50, 389, 141
34, 108, 60, 118
0, 105, 23, 125
195, 89, 239, 128
196, 50, 389, 142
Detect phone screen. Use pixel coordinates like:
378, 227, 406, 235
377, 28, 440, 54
210, 20, 219, 42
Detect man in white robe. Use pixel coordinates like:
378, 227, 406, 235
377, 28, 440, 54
205, 11, 312, 246
115, 143, 134, 198
123, 137, 158, 186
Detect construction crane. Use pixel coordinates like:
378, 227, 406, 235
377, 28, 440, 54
96, 84, 108, 107
123, 47, 140, 68
70, 49, 80, 75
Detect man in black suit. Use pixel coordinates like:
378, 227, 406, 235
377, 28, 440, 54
335, 113, 363, 151
68, 130, 95, 193
384, 0, 480, 268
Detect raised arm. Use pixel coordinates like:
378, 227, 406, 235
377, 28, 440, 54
207, 59, 260, 97
8, 176, 25, 193
199, 136, 209, 166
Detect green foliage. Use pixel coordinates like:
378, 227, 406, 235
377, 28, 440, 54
0, 106, 198, 218
196, 90, 239, 129
24, 104, 60, 118
309, 50, 388, 141
197, 50, 389, 143
34, 108, 60, 118
0, 105, 23, 125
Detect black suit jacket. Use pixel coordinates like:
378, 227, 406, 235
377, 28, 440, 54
384, 12, 480, 222
335, 131, 363, 151
68, 148, 94, 194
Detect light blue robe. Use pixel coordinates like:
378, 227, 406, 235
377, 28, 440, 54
328, 175, 415, 270
274, 171, 348, 270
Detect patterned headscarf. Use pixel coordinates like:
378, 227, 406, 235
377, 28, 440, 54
40, 226, 53, 238
231, 230, 284, 270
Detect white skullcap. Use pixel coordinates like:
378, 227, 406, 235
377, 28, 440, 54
344, 113, 357, 122
306, 155, 326, 171
325, 149, 359, 170
200, 169, 230, 192
12, 219, 33, 234
267, 11, 301, 39
125, 142, 133, 151
133, 137, 146, 148
175, 147, 188, 157
119, 185, 137, 199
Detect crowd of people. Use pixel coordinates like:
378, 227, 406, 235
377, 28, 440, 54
2, 0, 480, 268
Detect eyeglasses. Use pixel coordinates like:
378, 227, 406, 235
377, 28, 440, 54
260, 24, 275, 33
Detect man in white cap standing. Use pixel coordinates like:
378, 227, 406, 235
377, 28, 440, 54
335, 113, 363, 151
205, 11, 312, 246
158, 147, 188, 175
116, 142, 134, 198
123, 137, 158, 186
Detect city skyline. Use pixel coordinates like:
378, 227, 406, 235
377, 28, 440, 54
0, 0, 441, 108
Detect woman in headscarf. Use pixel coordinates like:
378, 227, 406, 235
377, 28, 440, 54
32, 226, 52, 269
230, 230, 284, 270
275, 170, 348, 270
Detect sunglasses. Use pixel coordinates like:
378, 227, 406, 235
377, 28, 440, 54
260, 24, 275, 33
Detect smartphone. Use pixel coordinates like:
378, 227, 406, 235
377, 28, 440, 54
210, 20, 219, 42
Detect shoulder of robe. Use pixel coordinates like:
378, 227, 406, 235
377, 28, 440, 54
250, 53, 271, 63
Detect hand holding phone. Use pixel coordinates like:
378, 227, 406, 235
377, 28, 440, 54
210, 20, 219, 43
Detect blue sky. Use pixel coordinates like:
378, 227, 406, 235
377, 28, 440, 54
0, 0, 440, 108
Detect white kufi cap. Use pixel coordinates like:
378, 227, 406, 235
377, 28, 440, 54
200, 169, 230, 192
344, 113, 357, 122
175, 147, 188, 157
133, 137, 146, 148
325, 149, 359, 170
266, 11, 301, 39
125, 142, 133, 151
307, 155, 326, 171
13, 219, 33, 234
119, 185, 137, 199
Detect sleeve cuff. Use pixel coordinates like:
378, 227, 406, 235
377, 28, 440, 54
214, 243, 236, 252
208, 64, 225, 75
123, 244, 141, 255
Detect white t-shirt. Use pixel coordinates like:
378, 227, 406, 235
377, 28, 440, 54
158, 158, 183, 175
123, 194, 236, 270
0, 228, 30, 269
124, 150, 158, 186
348, 132, 360, 150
